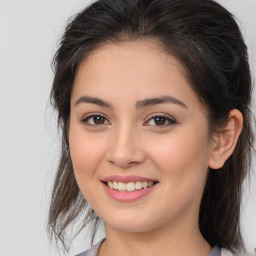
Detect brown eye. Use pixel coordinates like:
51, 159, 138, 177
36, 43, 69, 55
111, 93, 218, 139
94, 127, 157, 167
145, 115, 177, 127
81, 114, 110, 126
93, 116, 105, 124
154, 116, 166, 125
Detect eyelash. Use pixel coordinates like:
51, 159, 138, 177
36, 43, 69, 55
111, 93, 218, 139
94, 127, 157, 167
81, 113, 110, 127
80, 113, 177, 128
144, 113, 177, 128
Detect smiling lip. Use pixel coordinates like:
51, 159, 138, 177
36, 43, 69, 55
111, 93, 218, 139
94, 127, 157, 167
101, 175, 159, 202
101, 175, 157, 183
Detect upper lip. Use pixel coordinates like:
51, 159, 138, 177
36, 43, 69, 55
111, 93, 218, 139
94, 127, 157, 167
101, 175, 158, 183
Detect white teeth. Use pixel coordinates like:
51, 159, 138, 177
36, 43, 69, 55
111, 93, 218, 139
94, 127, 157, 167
135, 181, 142, 190
106, 181, 155, 191
142, 181, 147, 189
127, 182, 135, 191
148, 181, 153, 187
107, 181, 113, 189
117, 182, 126, 191
113, 181, 118, 190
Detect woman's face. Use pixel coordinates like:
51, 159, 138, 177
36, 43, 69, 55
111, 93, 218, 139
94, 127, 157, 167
69, 41, 215, 233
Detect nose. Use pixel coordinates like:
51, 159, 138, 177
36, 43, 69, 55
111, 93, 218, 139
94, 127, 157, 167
106, 125, 146, 169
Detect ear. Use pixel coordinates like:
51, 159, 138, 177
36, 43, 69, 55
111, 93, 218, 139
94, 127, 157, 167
208, 109, 243, 169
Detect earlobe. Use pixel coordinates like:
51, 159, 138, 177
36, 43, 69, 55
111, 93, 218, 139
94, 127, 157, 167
208, 109, 243, 170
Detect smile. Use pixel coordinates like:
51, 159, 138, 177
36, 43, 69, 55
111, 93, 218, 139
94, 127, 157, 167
101, 175, 159, 202
105, 181, 155, 191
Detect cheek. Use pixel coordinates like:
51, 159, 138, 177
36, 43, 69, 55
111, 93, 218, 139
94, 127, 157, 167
68, 126, 107, 195
149, 125, 210, 197
69, 137, 98, 175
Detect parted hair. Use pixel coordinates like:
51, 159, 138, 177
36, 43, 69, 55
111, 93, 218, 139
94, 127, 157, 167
48, 0, 254, 254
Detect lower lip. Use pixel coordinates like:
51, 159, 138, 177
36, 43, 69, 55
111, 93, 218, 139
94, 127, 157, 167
102, 182, 157, 202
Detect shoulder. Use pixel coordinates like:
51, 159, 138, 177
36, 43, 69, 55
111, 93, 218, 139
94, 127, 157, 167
209, 246, 246, 256
75, 238, 106, 256
75, 241, 252, 256
220, 248, 253, 256
209, 246, 222, 256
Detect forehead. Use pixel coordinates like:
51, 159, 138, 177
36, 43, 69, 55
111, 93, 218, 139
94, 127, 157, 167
78, 40, 186, 81
71, 40, 201, 110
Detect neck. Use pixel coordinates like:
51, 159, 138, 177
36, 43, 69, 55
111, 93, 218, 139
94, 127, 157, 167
98, 219, 211, 256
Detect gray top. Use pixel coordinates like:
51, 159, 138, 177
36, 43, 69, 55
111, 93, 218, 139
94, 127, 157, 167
75, 238, 222, 256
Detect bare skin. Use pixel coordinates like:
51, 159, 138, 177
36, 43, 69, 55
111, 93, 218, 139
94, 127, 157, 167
69, 40, 243, 256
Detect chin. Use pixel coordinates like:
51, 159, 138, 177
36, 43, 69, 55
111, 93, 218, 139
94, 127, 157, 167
104, 214, 159, 233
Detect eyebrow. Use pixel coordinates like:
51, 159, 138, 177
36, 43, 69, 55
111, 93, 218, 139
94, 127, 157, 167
74, 95, 187, 109
74, 96, 112, 108
136, 96, 187, 109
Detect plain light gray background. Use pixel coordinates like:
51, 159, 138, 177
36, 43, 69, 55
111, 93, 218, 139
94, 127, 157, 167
0, 0, 255, 255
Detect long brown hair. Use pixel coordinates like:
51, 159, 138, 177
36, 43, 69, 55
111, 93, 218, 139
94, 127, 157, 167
48, 0, 254, 253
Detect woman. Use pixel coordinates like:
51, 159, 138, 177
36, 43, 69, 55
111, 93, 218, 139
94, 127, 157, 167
48, 0, 254, 255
